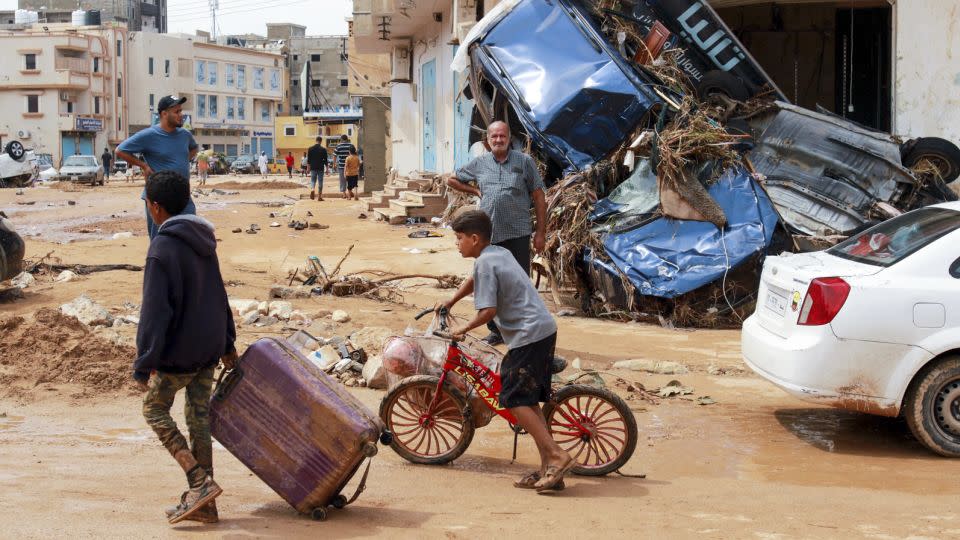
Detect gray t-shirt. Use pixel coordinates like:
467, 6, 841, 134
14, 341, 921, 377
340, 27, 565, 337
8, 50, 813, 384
455, 150, 545, 244
473, 245, 557, 349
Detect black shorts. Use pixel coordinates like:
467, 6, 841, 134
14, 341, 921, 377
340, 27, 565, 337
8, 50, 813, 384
499, 332, 557, 408
346, 175, 359, 189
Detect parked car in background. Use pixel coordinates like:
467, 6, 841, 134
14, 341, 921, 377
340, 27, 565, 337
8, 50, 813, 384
60, 155, 104, 185
113, 159, 128, 174
0, 212, 25, 282
742, 202, 960, 456
230, 155, 256, 174
0, 140, 38, 188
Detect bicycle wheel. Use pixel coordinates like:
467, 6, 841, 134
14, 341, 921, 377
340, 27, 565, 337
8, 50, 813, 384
542, 384, 638, 476
379, 375, 475, 465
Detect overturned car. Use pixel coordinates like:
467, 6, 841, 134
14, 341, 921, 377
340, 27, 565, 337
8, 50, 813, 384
457, 0, 960, 323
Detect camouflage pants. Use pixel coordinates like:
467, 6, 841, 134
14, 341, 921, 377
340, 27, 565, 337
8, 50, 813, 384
142, 366, 216, 475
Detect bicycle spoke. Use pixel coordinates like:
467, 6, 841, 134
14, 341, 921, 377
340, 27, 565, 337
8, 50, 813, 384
595, 429, 626, 447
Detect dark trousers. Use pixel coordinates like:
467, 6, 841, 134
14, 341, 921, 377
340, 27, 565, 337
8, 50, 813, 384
487, 235, 531, 337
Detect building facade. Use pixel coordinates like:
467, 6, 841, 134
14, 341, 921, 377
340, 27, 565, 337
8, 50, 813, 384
18, 0, 167, 33
127, 32, 284, 159
0, 23, 129, 166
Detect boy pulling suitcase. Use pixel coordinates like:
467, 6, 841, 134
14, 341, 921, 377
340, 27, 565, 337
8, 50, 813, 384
133, 170, 238, 524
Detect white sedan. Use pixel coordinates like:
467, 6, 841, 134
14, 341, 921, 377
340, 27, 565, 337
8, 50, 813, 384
742, 201, 960, 456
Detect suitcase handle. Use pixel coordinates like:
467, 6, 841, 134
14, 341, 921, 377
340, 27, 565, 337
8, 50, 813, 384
212, 366, 244, 401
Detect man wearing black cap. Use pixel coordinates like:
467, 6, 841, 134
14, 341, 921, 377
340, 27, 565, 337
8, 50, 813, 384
117, 95, 199, 239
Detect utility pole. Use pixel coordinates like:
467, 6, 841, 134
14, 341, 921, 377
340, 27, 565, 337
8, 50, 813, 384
209, 0, 219, 40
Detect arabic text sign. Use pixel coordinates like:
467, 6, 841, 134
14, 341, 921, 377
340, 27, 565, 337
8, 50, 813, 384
75, 117, 103, 132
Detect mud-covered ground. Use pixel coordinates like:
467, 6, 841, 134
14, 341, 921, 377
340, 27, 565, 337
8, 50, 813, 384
1, 175, 958, 539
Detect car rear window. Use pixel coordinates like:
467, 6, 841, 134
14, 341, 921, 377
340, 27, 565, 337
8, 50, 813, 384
63, 156, 96, 167
828, 207, 960, 267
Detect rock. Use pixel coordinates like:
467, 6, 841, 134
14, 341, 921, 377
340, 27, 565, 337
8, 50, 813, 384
270, 284, 311, 299
257, 301, 269, 315
556, 308, 577, 317
229, 298, 259, 316
358, 379, 367, 388
241, 311, 260, 325
612, 359, 689, 375
344, 377, 357, 387
331, 310, 350, 323
572, 357, 582, 370
60, 294, 114, 326
120, 315, 140, 325
349, 326, 394, 357
362, 355, 388, 389
10, 272, 34, 289
231, 228, 242, 233
314, 345, 341, 371
112, 232, 133, 240
268, 301, 293, 320
288, 310, 309, 323
55, 270, 78, 283
313, 309, 333, 319
255, 316, 279, 327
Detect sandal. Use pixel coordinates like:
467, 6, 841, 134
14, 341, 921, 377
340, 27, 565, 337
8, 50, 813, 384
535, 458, 575, 493
514, 471, 564, 491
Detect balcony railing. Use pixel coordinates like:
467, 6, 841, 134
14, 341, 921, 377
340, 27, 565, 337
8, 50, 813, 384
55, 56, 90, 74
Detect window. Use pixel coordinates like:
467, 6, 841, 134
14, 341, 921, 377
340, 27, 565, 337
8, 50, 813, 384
26, 95, 39, 113
237, 97, 245, 120
25, 54, 36, 70
149, 93, 154, 107
225, 63, 234, 87
261, 102, 270, 121
67, 101, 74, 113
118, 116, 121, 131
292, 79, 298, 86
284, 125, 295, 136
226, 96, 235, 119
164, 59, 170, 76
293, 104, 300, 112
270, 69, 280, 91
213, 144, 225, 154
116, 39, 122, 57
311, 79, 321, 87
94, 96, 101, 114
253, 67, 264, 89
237, 65, 246, 88
93, 57, 99, 73
226, 144, 238, 157
311, 54, 320, 61
209, 95, 218, 118
197, 94, 206, 117
195, 60, 205, 84
148, 57, 154, 75
208, 62, 217, 85
340, 79, 348, 87
830, 207, 960, 267
117, 76, 122, 97
277, 103, 283, 113
293, 54, 298, 61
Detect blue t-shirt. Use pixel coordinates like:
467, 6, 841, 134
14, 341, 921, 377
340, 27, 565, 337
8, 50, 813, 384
118, 125, 197, 181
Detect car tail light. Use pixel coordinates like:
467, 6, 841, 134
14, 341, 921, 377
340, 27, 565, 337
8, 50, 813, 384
797, 277, 850, 326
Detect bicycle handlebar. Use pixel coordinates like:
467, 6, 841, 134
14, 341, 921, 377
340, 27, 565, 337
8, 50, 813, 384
432, 330, 455, 340
414, 308, 434, 320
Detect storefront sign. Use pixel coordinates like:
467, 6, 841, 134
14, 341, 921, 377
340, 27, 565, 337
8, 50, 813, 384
252, 130, 273, 137
75, 117, 102, 132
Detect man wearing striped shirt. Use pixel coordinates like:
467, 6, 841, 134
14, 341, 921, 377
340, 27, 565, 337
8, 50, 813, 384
446, 120, 547, 346
335, 134, 356, 197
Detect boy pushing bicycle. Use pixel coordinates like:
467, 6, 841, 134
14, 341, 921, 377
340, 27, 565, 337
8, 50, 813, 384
437, 209, 573, 492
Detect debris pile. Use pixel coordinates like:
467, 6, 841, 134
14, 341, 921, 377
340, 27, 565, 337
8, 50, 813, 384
0, 308, 137, 398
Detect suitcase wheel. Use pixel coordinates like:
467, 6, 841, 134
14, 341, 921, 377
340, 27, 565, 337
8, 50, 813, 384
362, 442, 378, 458
379, 430, 394, 445
311, 507, 328, 521
331, 495, 347, 509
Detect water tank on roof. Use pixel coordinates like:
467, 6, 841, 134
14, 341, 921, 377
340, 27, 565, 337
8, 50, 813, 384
72, 9, 86, 26
15, 9, 39, 24
85, 10, 101, 26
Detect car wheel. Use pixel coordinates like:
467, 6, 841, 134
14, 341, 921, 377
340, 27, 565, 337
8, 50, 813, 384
901, 137, 960, 183
904, 355, 960, 457
696, 71, 750, 103
4, 140, 26, 162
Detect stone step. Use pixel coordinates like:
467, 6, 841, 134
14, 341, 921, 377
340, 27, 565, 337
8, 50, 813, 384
400, 191, 446, 205
374, 209, 410, 225
388, 198, 447, 218
359, 197, 389, 211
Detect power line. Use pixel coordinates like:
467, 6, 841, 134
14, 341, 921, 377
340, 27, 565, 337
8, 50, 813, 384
169, 0, 312, 19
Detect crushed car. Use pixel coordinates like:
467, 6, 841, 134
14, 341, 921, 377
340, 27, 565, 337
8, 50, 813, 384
0, 140, 38, 188
455, 0, 960, 323
0, 212, 25, 282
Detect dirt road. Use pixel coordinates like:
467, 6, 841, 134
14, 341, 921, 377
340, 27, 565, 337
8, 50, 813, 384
1, 177, 958, 539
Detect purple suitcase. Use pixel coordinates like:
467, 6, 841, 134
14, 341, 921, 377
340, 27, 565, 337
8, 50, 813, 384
210, 337, 387, 520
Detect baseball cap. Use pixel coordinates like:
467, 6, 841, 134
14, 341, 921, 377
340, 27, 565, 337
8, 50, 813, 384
157, 95, 187, 112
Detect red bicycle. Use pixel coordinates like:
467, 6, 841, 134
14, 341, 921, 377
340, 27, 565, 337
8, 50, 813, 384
379, 308, 638, 475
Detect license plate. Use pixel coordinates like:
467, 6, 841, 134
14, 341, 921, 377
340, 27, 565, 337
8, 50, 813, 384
764, 291, 787, 317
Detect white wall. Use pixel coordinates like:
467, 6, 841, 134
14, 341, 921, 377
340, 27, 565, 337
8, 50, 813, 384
894, 0, 960, 142
389, 3, 457, 176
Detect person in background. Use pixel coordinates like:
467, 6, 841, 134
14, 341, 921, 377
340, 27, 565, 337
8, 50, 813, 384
196, 153, 208, 186
344, 148, 361, 201
257, 151, 268, 179
101, 148, 113, 182
284, 152, 295, 179
306, 136, 328, 201
300, 153, 308, 178
335, 134, 356, 198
